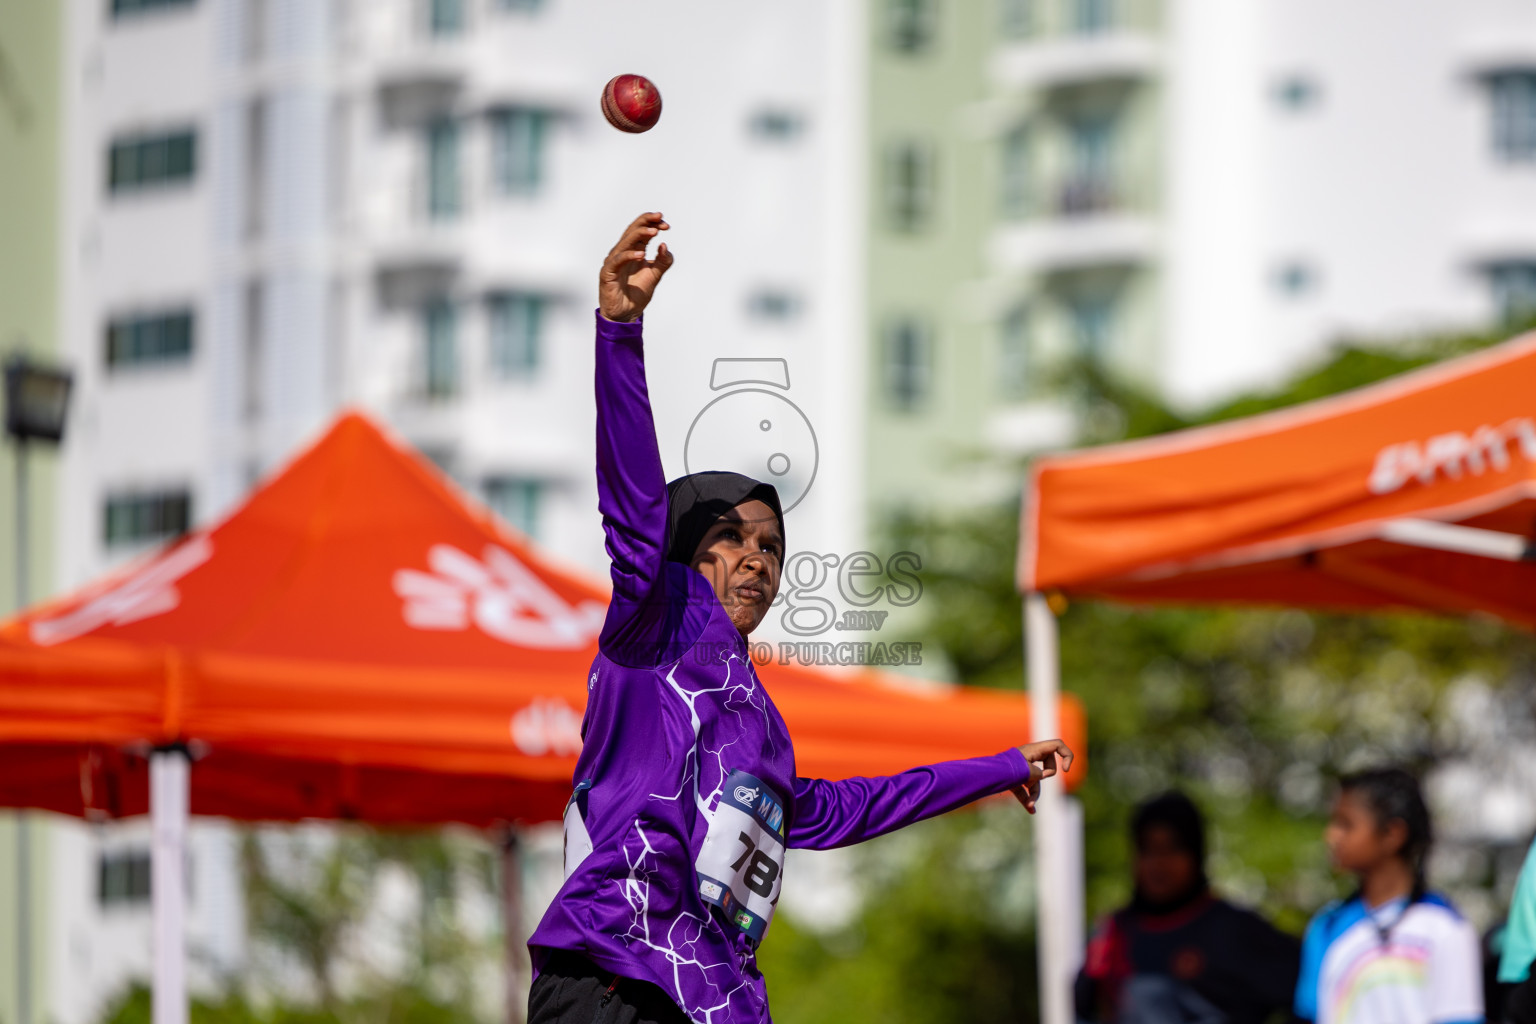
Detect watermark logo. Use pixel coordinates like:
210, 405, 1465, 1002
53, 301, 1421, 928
683, 357, 926, 667
777, 549, 922, 637
686, 358, 819, 512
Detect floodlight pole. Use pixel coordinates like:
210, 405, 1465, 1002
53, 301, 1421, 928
151, 748, 190, 1024
1026, 593, 1081, 1024
14, 437, 31, 1024
5, 351, 72, 1024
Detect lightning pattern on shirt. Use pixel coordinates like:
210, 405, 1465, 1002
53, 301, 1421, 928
612, 649, 778, 1022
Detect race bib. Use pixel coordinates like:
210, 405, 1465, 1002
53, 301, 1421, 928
694, 770, 787, 943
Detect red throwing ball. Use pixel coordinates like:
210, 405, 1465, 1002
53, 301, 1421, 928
601, 74, 662, 134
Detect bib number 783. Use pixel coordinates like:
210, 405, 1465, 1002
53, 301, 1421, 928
731, 831, 781, 897
695, 770, 787, 944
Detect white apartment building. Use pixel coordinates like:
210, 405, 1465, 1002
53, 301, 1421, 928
949, 0, 1536, 496
39, 0, 866, 1021
1164, 0, 1536, 405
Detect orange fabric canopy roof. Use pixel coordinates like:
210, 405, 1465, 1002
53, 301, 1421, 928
1021, 332, 1536, 626
1, 412, 1081, 827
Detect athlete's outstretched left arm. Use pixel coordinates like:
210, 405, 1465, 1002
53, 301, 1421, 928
787, 740, 1072, 851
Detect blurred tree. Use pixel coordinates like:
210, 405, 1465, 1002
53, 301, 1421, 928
98, 979, 482, 1024
760, 321, 1536, 1022
94, 826, 500, 1024
239, 825, 497, 1021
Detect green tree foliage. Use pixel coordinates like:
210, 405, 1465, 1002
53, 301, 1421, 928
94, 828, 501, 1024
98, 980, 482, 1024
760, 322, 1536, 1022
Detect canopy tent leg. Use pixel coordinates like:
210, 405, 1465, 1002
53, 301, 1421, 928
501, 828, 526, 1024
151, 748, 189, 1024
1026, 593, 1081, 1024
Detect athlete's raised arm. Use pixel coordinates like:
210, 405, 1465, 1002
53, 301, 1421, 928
593, 213, 676, 651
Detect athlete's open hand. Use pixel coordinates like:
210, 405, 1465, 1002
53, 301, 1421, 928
1010, 739, 1074, 815
600, 212, 673, 323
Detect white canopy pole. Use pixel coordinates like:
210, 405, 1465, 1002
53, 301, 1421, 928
1026, 593, 1079, 1024
151, 748, 189, 1024
501, 828, 526, 1024
1379, 517, 1536, 561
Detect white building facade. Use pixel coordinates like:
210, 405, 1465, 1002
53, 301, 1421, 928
1165, 0, 1536, 405
43, 0, 866, 1021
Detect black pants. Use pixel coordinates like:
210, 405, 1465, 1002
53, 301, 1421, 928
528, 950, 692, 1024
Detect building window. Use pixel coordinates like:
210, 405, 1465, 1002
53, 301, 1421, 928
1273, 75, 1320, 112
108, 129, 197, 193
886, 0, 936, 54
426, 118, 460, 220
111, 0, 195, 18
748, 109, 805, 142
884, 318, 932, 411
485, 477, 543, 539
488, 293, 544, 378
429, 0, 464, 37
490, 109, 549, 196
1070, 0, 1115, 34
884, 141, 935, 232
104, 489, 192, 549
423, 300, 458, 399
1274, 261, 1317, 297
747, 290, 802, 322
1000, 0, 1034, 38
1491, 73, 1536, 162
1001, 124, 1032, 219
98, 849, 152, 907
1489, 262, 1536, 323
105, 309, 195, 369
999, 305, 1032, 398
244, 0, 267, 63
421, 448, 458, 480
245, 98, 266, 239
1062, 116, 1115, 214
1067, 294, 1115, 362
243, 279, 264, 421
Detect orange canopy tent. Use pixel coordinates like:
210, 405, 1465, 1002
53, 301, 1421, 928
0, 411, 1080, 825
1, 410, 1083, 1024
1017, 330, 1536, 1024
1022, 330, 1536, 613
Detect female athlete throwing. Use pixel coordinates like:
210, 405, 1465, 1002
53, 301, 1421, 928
527, 213, 1073, 1024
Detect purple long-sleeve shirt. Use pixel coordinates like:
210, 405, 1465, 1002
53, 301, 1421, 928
526, 312, 1031, 1023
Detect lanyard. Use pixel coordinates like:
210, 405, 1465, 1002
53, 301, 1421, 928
1370, 896, 1415, 946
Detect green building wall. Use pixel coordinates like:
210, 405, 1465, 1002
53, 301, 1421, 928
864, 0, 1165, 535
0, 4, 63, 1023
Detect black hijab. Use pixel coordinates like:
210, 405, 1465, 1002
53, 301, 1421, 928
1130, 790, 1211, 914
664, 472, 785, 565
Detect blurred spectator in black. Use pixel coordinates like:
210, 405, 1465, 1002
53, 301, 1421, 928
1075, 791, 1301, 1024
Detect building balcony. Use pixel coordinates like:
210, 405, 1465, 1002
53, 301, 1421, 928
985, 401, 1077, 456
372, 38, 469, 128
993, 184, 1158, 274
371, 223, 465, 309
992, 31, 1161, 92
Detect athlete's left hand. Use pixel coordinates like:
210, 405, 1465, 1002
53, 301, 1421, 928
1010, 739, 1074, 815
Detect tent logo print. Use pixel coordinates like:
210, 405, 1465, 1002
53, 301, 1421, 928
393, 544, 605, 650
510, 698, 583, 758
30, 535, 213, 646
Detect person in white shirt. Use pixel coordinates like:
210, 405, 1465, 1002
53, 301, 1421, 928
1294, 767, 1483, 1024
